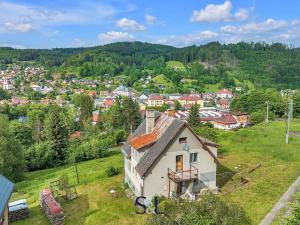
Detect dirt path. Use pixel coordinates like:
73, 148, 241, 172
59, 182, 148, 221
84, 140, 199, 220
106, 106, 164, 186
259, 176, 300, 225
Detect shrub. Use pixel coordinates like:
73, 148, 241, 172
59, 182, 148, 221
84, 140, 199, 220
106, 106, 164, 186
147, 193, 251, 225
115, 129, 126, 144
105, 166, 119, 177
25, 141, 53, 170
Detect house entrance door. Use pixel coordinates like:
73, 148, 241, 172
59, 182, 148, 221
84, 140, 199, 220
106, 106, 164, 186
176, 155, 183, 171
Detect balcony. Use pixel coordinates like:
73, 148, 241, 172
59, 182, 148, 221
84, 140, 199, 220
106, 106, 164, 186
168, 165, 198, 182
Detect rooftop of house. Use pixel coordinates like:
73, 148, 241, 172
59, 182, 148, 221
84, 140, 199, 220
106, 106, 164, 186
122, 112, 218, 177
217, 99, 229, 105
0, 175, 14, 217
148, 95, 164, 100
217, 89, 232, 94
179, 95, 202, 101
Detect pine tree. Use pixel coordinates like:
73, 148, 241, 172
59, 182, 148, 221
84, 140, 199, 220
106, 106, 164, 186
44, 105, 69, 166
122, 97, 142, 134
187, 104, 200, 127
111, 97, 123, 128
79, 94, 94, 126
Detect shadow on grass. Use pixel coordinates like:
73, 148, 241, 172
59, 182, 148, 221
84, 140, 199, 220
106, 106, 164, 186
63, 194, 90, 225
217, 163, 236, 188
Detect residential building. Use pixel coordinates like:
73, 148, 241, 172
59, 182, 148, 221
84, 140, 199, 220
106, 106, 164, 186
113, 85, 136, 98
217, 89, 233, 99
178, 95, 204, 108
232, 112, 250, 127
122, 111, 218, 200
147, 95, 164, 107
216, 99, 230, 111
0, 175, 14, 225
2, 79, 13, 90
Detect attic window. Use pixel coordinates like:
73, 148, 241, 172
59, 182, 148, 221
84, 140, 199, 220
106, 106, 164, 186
179, 137, 187, 144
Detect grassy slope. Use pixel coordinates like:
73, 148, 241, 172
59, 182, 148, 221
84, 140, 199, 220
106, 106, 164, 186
12, 120, 300, 225
12, 149, 145, 225
204, 83, 220, 92
166, 61, 185, 71
152, 74, 175, 89
218, 120, 300, 225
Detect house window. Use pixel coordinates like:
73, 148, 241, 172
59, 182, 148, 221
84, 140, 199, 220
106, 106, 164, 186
190, 153, 198, 163
179, 137, 187, 144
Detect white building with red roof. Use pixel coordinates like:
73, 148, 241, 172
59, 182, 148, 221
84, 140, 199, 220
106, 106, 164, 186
216, 89, 233, 99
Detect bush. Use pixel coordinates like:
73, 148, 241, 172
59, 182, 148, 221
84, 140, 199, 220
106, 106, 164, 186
105, 166, 119, 177
115, 129, 126, 144
250, 110, 275, 124
147, 193, 251, 225
25, 141, 53, 170
68, 135, 115, 163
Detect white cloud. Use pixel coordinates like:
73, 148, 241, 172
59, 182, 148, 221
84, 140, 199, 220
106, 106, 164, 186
221, 18, 289, 34
190, 0, 251, 23
4, 22, 34, 32
220, 18, 300, 44
116, 18, 146, 31
0, 0, 116, 33
234, 8, 250, 21
156, 30, 218, 47
145, 15, 156, 25
190, 0, 232, 23
98, 31, 134, 44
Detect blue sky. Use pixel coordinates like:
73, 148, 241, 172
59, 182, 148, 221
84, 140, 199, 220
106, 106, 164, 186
0, 0, 300, 48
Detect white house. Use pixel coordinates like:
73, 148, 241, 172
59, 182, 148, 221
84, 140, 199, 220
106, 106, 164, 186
30, 84, 42, 92
122, 110, 218, 200
2, 79, 13, 90
217, 89, 233, 99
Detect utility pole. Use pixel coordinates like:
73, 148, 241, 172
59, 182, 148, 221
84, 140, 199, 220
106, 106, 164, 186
286, 99, 293, 144
265, 101, 270, 124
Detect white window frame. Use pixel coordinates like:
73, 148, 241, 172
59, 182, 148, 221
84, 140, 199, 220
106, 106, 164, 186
190, 152, 198, 163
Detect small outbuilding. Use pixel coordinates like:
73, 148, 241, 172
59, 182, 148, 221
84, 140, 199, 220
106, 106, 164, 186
0, 175, 14, 225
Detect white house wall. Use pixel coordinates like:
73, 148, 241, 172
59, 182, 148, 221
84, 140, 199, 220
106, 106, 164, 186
143, 127, 217, 199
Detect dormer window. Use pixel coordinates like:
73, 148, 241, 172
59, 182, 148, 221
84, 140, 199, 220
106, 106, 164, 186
179, 137, 187, 144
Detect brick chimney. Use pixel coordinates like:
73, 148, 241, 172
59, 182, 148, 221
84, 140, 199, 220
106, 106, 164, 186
167, 109, 175, 117
146, 110, 155, 134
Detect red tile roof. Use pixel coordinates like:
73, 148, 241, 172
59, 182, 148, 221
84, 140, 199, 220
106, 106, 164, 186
217, 99, 229, 105
149, 95, 164, 100
179, 95, 202, 101
128, 114, 174, 150
217, 89, 232, 94
105, 98, 114, 107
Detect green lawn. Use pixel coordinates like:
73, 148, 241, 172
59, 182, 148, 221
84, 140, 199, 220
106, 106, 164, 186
11, 120, 300, 225
218, 120, 300, 224
166, 61, 185, 71
204, 83, 220, 92
12, 149, 145, 225
152, 74, 176, 90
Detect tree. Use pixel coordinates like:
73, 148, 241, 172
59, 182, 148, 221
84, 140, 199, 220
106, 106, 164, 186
44, 105, 69, 166
188, 104, 200, 127
0, 115, 24, 181
122, 97, 142, 134
174, 100, 182, 110
0, 88, 10, 100
10, 120, 33, 147
79, 94, 94, 127
27, 105, 46, 142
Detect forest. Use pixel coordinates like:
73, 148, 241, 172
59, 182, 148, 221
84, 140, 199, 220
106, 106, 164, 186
1, 41, 300, 90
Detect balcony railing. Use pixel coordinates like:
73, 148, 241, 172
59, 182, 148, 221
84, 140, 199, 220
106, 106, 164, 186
168, 165, 198, 182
